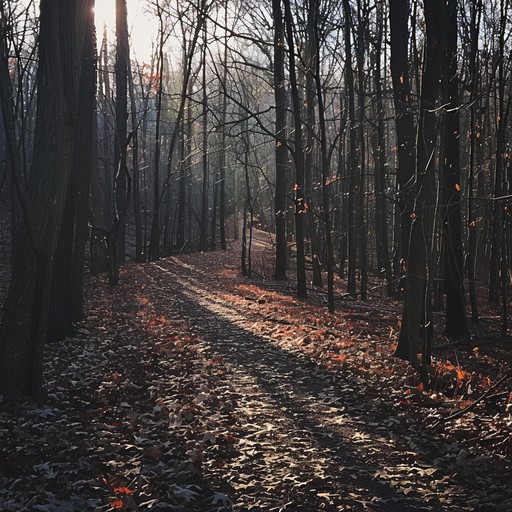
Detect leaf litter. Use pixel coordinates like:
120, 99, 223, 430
1, 230, 512, 511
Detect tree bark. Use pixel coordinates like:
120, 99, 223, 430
283, 0, 307, 298
389, 0, 416, 292
342, 0, 357, 298
396, 0, 443, 366
272, 0, 287, 281
373, 1, 392, 296
441, 0, 469, 338
114, 0, 128, 265
0, 0, 89, 397
200, 20, 209, 251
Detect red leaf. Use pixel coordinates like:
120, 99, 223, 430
114, 487, 134, 495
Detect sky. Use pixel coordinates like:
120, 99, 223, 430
94, 0, 157, 62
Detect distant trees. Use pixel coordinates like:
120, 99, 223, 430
3, 0, 512, 397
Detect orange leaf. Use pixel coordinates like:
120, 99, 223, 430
114, 487, 134, 495
455, 183, 461, 191
481, 376, 491, 389
110, 499, 124, 509
457, 368, 466, 380
337, 355, 347, 361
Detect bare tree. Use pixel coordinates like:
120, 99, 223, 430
0, 0, 92, 396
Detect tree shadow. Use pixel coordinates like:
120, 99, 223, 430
149, 262, 482, 511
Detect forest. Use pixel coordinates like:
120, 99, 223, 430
0, 0, 512, 510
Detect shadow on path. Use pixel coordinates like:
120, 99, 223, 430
144, 261, 490, 511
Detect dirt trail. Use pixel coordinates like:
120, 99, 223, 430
143, 257, 511, 511
2, 244, 511, 511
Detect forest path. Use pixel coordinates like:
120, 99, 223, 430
134, 252, 508, 512
2, 241, 511, 511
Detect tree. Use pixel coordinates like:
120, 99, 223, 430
199, 18, 209, 251
283, 0, 307, 298
47, 0, 96, 341
389, 0, 416, 292
148, 4, 167, 261
341, 0, 358, 297
395, 0, 444, 366
272, 0, 287, 281
372, 0, 392, 296
0, 0, 92, 396
312, 0, 335, 312
114, 0, 129, 267
441, 0, 469, 339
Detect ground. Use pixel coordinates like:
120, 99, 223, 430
1, 231, 512, 511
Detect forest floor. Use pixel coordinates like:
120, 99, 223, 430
1, 230, 512, 511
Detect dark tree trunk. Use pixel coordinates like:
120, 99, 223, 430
373, 1, 392, 296
312, 0, 335, 312
396, 0, 443, 366
200, 21, 209, 251
128, 58, 145, 262
273, 0, 287, 281
0, 0, 89, 397
219, 0, 228, 251
149, 11, 166, 261
305, 0, 322, 289
283, 0, 307, 298
342, 0, 357, 297
48, 3, 96, 340
98, 28, 113, 229
114, 0, 128, 265
177, 110, 187, 252
356, 0, 368, 301
389, 0, 416, 292
466, 0, 483, 324
442, 0, 469, 339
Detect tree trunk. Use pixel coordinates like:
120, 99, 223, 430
342, 0, 357, 298
128, 58, 145, 262
148, 10, 166, 261
441, 0, 469, 339
48, 2, 96, 340
356, 0, 368, 301
312, 0, 335, 312
217, 0, 228, 251
396, 0, 443, 366
114, 0, 128, 264
272, 0, 287, 281
389, 0, 416, 292
200, 21, 209, 251
466, 0, 482, 324
373, 1, 392, 296
305, 0, 322, 289
283, 0, 307, 298
0, 0, 89, 397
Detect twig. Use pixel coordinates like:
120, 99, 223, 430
434, 339, 472, 350
439, 373, 511, 423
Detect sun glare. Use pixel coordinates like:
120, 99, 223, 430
93, 0, 156, 61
